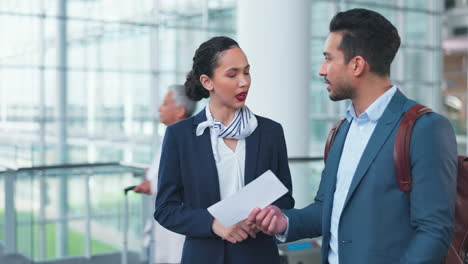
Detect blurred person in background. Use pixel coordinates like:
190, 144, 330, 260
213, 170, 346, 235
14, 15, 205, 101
133, 84, 196, 264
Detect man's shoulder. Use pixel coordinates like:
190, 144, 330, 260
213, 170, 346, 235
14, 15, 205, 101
412, 111, 452, 132
401, 100, 452, 131
402, 104, 455, 144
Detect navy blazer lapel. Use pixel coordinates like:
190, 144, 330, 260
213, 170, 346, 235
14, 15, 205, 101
322, 120, 351, 236
193, 107, 208, 126
244, 119, 260, 185
326, 120, 351, 191
192, 108, 221, 203
343, 90, 408, 208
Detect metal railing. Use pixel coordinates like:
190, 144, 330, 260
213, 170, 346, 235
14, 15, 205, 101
0, 162, 147, 263
0, 158, 325, 263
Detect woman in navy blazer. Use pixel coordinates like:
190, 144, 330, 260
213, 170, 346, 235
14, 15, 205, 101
154, 36, 294, 264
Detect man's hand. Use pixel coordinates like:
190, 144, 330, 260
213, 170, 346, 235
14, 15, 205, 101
133, 180, 152, 195
212, 219, 259, 243
247, 205, 287, 236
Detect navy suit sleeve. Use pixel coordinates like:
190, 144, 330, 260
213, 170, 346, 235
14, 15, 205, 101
401, 114, 457, 263
271, 124, 295, 209
283, 168, 325, 242
154, 126, 216, 238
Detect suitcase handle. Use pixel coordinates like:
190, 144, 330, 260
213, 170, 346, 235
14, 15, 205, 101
124, 185, 137, 195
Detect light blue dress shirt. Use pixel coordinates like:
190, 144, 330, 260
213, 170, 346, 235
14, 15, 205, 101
277, 86, 397, 264
328, 86, 397, 264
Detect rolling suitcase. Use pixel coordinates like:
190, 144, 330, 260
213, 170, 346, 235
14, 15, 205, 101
122, 185, 154, 264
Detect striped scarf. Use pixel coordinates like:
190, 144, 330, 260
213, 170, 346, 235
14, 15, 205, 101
196, 105, 257, 139
196, 106, 258, 139
196, 106, 257, 162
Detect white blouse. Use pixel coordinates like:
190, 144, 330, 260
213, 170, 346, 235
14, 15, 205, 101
205, 109, 246, 200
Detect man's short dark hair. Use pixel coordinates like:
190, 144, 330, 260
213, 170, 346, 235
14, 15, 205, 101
329, 8, 401, 76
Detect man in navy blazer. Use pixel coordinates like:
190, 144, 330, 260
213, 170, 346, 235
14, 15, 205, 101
249, 8, 458, 264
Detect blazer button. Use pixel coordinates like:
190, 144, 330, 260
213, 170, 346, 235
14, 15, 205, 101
341, 240, 352, 244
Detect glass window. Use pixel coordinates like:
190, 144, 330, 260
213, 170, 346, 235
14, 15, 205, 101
400, 83, 435, 107
347, 0, 395, 6
310, 83, 329, 115
310, 1, 336, 37
311, 38, 327, 79
404, 48, 432, 82
404, 0, 429, 10
405, 11, 430, 45
344, 4, 396, 25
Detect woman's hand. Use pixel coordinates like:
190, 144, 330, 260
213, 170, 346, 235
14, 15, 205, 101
238, 219, 260, 239
212, 219, 259, 243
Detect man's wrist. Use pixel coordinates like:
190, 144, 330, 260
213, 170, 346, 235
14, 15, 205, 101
275, 213, 289, 242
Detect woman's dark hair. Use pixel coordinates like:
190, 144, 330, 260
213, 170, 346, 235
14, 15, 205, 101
185, 36, 239, 101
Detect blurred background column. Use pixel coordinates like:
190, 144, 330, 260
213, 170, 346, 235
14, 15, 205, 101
57, 0, 69, 257
237, 0, 310, 158
237, 0, 311, 208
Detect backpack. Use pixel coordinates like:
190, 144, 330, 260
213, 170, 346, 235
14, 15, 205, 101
324, 104, 468, 264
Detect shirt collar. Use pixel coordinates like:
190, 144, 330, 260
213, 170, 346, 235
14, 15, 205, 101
345, 85, 397, 123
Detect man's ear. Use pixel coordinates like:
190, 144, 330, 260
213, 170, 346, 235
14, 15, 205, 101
200, 74, 213, 91
351, 56, 366, 77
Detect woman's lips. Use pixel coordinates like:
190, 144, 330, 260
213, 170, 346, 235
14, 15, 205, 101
236, 92, 247, 101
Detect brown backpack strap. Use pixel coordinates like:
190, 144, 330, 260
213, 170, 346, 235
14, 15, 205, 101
324, 119, 346, 163
394, 104, 433, 192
